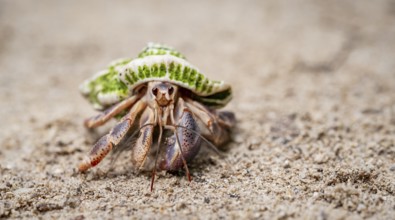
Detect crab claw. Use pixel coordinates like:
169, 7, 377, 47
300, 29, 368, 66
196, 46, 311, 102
160, 109, 201, 171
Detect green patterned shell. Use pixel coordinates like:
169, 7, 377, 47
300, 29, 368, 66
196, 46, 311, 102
80, 43, 232, 110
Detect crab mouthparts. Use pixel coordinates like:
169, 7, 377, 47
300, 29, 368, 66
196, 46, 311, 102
154, 93, 169, 106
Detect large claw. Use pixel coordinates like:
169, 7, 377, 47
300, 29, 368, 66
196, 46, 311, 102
160, 109, 201, 171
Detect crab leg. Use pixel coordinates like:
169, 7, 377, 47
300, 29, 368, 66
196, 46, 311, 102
185, 98, 235, 128
131, 107, 155, 169
184, 98, 235, 147
84, 94, 142, 128
79, 100, 146, 172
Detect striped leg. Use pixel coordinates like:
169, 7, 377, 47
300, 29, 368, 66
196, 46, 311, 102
84, 94, 142, 128
79, 100, 146, 171
131, 107, 156, 169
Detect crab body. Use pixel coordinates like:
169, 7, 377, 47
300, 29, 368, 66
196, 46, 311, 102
79, 43, 235, 187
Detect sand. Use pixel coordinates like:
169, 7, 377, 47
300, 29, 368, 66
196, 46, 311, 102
1, 0, 395, 219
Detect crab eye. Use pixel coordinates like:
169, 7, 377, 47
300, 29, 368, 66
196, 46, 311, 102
152, 88, 158, 96
168, 87, 174, 95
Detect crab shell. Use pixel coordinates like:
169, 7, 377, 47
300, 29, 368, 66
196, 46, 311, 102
80, 43, 232, 110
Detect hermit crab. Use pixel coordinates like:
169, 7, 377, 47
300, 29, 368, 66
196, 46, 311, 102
78, 43, 235, 189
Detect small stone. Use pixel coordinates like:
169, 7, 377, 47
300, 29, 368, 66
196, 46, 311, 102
284, 160, 291, 169
313, 153, 328, 164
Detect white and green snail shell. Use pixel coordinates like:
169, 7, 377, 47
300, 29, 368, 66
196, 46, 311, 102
80, 43, 232, 110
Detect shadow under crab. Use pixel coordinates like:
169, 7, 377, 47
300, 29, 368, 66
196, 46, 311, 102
78, 43, 235, 190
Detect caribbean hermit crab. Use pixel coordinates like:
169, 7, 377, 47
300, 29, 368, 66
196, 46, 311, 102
78, 43, 235, 188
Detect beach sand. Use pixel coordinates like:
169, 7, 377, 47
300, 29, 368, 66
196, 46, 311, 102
1, 0, 394, 219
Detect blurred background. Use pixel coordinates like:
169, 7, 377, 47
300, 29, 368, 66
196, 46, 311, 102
0, 0, 394, 219
1, 0, 394, 123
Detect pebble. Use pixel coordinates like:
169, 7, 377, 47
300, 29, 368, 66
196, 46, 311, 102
283, 160, 291, 168
313, 153, 328, 164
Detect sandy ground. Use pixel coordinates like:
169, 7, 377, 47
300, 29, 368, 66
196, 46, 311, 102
1, 0, 395, 219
